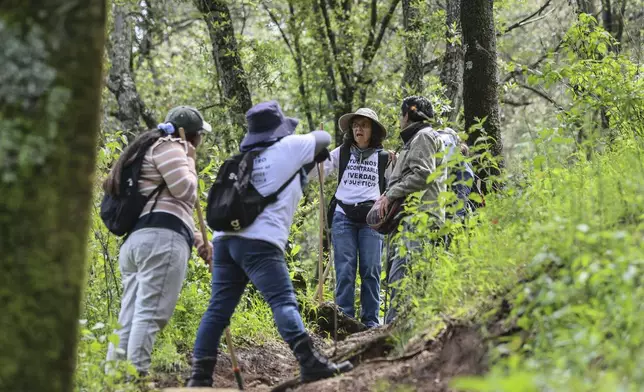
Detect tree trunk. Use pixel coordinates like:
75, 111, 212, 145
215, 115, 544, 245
601, 0, 626, 49
461, 0, 503, 180
401, 0, 425, 95
576, 0, 597, 14
107, 2, 157, 134
312, 0, 341, 141
440, 0, 464, 122
196, 0, 253, 148
0, 1, 106, 391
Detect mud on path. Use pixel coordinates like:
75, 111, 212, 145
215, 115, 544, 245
158, 322, 487, 392
155, 339, 300, 390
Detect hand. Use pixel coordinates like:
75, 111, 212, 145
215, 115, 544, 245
314, 148, 330, 163
186, 143, 197, 160
197, 241, 213, 268
378, 194, 391, 219
388, 150, 397, 166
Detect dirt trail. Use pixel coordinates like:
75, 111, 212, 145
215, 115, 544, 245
158, 321, 488, 392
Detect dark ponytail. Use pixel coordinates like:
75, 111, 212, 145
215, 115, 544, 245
102, 128, 166, 195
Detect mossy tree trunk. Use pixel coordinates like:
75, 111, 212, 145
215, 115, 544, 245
401, 0, 425, 95
195, 0, 253, 149
440, 0, 464, 123
0, 1, 106, 391
107, 1, 157, 135
461, 0, 503, 183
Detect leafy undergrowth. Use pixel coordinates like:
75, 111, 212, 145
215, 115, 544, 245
451, 140, 644, 391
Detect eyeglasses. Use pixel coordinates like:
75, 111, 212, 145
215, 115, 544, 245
351, 121, 371, 130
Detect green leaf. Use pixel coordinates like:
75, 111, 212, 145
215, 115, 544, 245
469, 192, 483, 204
291, 244, 301, 256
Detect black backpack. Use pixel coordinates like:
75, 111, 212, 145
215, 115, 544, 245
100, 139, 164, 237
206, 149, 300, 232
327, 146, 389, 228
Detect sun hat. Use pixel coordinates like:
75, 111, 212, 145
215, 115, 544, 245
240, 100, 299, 152
338, 107, 387, 138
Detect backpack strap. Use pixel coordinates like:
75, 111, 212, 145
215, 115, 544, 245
377, 150, 389, 194
264, 170, 301, 203
337, 144, 351, 184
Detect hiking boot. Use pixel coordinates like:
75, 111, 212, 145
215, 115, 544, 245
185, 356, 217, 387
289, 334, 353, 383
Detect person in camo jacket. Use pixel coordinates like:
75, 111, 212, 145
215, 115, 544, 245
376, 96, 447, 324
105, 106, 213, 377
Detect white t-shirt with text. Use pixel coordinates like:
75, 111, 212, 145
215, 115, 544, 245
314, 146, 382, 214
213, 134, 316, 251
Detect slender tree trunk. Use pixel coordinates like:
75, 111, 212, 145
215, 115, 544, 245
0, 1, 106, 391
196, 0, 253, 148
401, 0, 425, 95
264, 1, 315, 131
601, 0, 626, 50
107, 2, 157, 134
312, 0, 341, 140
293, 35, 315, 131
440, 0, 464, 122
576, 0, 597, 14
461, 0, 503, 181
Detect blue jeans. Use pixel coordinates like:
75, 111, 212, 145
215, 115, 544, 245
331, 212, 383, 327
192, 237, 306, 359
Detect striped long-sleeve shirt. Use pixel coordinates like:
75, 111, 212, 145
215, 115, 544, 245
138, 136, 203, 248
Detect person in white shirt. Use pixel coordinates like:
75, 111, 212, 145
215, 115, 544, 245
186, 101, 352, 388
312, 108, 391, 328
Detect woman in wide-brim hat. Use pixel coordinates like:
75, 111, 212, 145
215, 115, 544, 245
310, 107, 393, 329
187, 100, 352, 387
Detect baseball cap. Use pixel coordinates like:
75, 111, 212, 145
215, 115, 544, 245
164, 106, 212, 134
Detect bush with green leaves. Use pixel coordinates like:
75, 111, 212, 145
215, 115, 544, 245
391, 15, 644, 391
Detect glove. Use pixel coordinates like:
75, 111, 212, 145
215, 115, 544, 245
313, 148, 330, 163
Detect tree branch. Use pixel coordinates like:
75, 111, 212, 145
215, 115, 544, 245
499, 0, 554, 35
501, 98, 533, 106
357, 0, 400, 88
516, 82, 562, 109
423, 56, 443, 75
503, 35, 565, 83
319, 0, 352, 90
262, 2, 295, 58
367, 0, 377, 55
312, 0, 339, 104
361, 0, 400, 69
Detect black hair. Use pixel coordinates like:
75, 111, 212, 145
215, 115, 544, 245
342, 116, 385, 148
103, 124, 200, 195
401, 96, 434, 122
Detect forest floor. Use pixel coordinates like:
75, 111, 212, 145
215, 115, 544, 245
156, 301, 511, 392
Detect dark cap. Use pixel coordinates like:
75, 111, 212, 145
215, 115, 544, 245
164, 106, 212, 135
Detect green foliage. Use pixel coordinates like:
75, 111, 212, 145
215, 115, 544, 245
447, 137, 644, 391
388, 15, 644, 391
75, 321, 138, 392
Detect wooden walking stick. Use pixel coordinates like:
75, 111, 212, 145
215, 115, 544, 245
316, 122, 325, 304
178, 128, 244, 390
